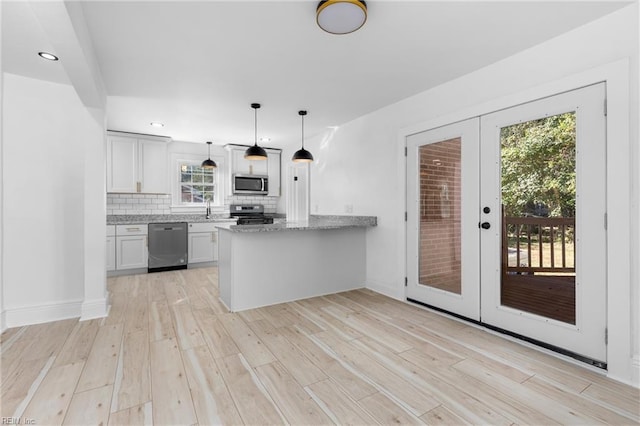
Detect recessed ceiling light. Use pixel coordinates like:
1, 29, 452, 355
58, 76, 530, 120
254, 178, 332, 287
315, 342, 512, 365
38, 52, 59, 61
150, 122, 164, 128
259, 137, 271, 143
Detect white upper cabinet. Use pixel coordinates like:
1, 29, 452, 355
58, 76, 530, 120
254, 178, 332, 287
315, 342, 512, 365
107, 132, 170, 193
267, 150, 281, 197
107, 136, 138, 192
138, 139, 168, 193
231, 149, 268, 175
226, 144, 281, 196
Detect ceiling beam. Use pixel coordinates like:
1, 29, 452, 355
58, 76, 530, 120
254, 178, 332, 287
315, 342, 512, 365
29, 0, 106, 109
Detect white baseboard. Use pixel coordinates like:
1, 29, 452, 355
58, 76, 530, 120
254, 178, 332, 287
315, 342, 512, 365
81, 298, 109, 321
366, 279, 404, 300
4, 299, 82, 328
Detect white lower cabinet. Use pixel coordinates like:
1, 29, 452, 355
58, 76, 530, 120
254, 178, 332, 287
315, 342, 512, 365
115, 225, 148, 270
106, 225, 116, 271
107, 222, 223, 273
188, 223, 218, 264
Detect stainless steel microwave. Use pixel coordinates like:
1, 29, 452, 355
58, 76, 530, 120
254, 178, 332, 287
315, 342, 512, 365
233, 174, 268, 195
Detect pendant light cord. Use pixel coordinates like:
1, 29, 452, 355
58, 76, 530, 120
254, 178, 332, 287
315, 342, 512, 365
301, 114, 305, 149
254, 107, 258, 147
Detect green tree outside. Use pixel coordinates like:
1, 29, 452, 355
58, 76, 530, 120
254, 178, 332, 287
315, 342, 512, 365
500, 112, 576, 218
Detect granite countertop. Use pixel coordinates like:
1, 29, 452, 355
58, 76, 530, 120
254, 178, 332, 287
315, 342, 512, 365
216, 215, 377, 233
107, 214, 237, 225
107, 214, 377, 231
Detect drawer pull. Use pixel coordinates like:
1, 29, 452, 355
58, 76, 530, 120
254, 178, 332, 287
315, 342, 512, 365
126, 227, 141, 232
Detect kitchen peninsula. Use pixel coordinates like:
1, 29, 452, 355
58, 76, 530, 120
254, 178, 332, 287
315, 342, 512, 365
216, 215, 377, 311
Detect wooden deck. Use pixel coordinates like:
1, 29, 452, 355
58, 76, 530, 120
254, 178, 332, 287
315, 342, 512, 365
2, 267, 638, 425
501, 213, 577, 324
501, 273, 576, 324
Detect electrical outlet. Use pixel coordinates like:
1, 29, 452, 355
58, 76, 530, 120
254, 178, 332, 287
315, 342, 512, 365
345, 204, 353, 213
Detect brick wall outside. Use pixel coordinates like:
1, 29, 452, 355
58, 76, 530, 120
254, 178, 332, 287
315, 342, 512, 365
419, 138, 462, 294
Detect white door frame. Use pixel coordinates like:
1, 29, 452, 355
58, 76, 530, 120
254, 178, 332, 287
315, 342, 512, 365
398, 59, 633, 385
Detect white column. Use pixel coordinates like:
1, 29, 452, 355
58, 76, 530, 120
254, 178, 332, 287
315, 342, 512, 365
81, 107, 108, 320
286, 163, 310, 223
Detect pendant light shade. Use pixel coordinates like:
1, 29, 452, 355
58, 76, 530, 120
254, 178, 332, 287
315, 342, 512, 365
292, 110, 314, 163
245, 103, 268, 160
201, 141, 217, 169
316, 0, 367, 35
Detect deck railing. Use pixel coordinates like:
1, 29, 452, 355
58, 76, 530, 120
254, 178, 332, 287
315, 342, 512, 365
502, 215, 575, 275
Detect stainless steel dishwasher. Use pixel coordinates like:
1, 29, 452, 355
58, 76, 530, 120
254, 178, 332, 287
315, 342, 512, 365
148, 222, 188, 273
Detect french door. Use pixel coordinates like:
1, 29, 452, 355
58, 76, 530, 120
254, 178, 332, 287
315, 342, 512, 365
406, 118, 480, 321
406, 84, 607, 363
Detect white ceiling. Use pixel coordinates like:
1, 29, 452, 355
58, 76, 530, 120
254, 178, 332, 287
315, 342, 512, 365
2, 1, 631, 147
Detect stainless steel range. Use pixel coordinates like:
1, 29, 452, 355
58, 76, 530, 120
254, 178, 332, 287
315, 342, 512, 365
229, 204, 274, 225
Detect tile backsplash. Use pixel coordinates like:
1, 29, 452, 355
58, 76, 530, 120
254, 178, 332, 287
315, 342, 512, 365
107, 193, 171, 215
225, 195, 278, 213
107, 193, 278, 215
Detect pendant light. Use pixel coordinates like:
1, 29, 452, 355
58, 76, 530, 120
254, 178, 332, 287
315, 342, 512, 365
292, 110, 314, 163
244, 103, 268, 160
201, 141, 217, 169
316, 0, 367, 35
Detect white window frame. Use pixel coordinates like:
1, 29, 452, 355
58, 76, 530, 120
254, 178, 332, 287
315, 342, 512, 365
170, 153, 225, 212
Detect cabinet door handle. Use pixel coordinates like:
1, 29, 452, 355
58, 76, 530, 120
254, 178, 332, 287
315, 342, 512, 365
136, 182, 141, 193
211, 233, 216, 242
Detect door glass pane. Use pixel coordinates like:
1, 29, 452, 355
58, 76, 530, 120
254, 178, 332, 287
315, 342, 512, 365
500, 112, 576, 324
419, 138, 462, 294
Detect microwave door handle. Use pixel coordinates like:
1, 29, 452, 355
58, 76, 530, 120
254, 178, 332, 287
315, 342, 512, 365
261, 179, 265, 192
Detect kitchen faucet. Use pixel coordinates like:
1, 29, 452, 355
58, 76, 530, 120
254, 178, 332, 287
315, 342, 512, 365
206, 200, 211, 219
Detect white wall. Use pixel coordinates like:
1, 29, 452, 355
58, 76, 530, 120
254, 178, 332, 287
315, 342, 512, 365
2, 72, 105, 326
632, 0, 640, 386
306, 4, 638, 385
82, 107, 108, 320
0, 0, 4, 331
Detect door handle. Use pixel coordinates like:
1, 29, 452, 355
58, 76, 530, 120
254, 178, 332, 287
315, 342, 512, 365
480, 222, 491, 229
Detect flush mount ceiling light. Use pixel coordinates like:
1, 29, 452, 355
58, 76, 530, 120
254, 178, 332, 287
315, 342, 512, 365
316, 0, 367, 35
150, 121, 164, 128
201, 141, 217, 169
292, 110, 314, 163
38, 51, 59, 61
244, 103, 268, 160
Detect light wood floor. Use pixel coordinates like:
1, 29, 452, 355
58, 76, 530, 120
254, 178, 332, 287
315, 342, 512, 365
1, 267, 638, 425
